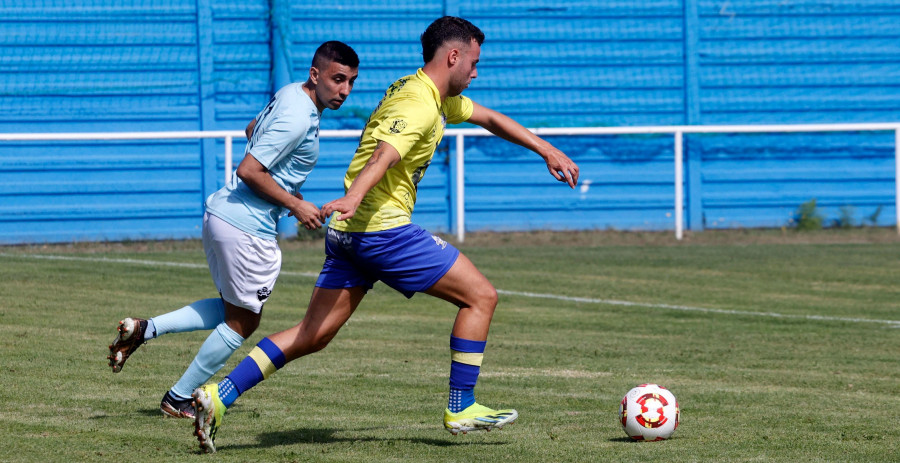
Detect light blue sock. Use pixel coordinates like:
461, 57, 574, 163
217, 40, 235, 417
170, 323, 244, 399
144, 319, 157, 340
149, 298, 225, 340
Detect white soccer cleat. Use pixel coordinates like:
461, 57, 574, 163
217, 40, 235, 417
107, 317, 147, 373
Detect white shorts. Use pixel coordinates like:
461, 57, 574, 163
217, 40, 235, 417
203, 212, 281, 313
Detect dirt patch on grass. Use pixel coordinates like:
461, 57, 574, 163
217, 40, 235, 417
441, 227, 900, 248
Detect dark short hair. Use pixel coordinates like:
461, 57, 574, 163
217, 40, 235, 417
420, 16, 485, 63
312, 41, 359, 69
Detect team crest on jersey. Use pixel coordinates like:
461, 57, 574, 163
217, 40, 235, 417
431, 235, 448, 249
389, 119, 407, 134
257, 287, 272, 301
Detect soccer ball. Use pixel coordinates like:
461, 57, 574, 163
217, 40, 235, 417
619, 383, 679, 441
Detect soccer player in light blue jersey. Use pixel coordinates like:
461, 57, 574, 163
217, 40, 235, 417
107, 41, 359, 419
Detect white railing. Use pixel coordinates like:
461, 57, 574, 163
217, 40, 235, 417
488, 123, 900, 241
3, 123, 899, 241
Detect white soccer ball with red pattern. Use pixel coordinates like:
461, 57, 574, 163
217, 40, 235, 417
619, 383, 679, 441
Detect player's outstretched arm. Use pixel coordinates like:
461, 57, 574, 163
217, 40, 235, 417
467, 102, 579, 188
320, 140, 401, 222
236, 154, 322, 230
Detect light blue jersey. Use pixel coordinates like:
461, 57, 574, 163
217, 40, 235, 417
205, 83, 320, 239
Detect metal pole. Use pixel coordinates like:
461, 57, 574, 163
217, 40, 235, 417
675, 131, 684, 240
895, 129, 899, 234
224, 135, 233, 185
456, 133, 466, 243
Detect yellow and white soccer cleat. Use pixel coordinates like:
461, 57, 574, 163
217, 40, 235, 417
192, 384, 226, 453
443, 403, 518, 435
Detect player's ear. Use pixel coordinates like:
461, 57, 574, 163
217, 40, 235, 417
309, 66, 320, 85
447, 48, 459, 67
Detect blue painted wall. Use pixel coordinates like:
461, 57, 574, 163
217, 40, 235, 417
1, 0, 898, 243
691, 0, 899, 229
1, 1, 210, 243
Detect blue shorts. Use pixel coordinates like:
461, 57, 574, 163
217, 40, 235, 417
316, 224, 460, 298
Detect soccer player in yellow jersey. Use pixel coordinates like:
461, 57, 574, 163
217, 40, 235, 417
191, 16, 579, 452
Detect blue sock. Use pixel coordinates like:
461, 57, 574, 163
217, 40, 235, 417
217, 337, 287, 408
150, 298, 225, 339
170, 323, 244, 399
448, 335, 486, 413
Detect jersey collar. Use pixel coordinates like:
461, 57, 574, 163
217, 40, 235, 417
416, 68, 443, 106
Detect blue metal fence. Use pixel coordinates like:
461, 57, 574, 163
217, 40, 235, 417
1, 0, 898, 243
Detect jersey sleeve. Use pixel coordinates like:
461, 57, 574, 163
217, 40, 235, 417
443, 94, 474, 125
370, 96, 433, 158
246, 111, 309, 169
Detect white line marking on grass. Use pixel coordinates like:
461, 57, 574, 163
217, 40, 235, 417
5, 253, 899, 327
4, 253, 210, 268
0, 253, 320, 278
497, 289, 900, 328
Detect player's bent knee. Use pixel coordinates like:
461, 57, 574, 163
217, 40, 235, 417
225, 317, 261, 338
475, 284, 498, 311
460, 286, 498, 321
224, 303, 262, 338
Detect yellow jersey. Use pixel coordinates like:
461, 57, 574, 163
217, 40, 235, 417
329, 69, 474, 232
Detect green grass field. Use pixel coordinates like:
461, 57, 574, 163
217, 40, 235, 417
1, 229, 898, 462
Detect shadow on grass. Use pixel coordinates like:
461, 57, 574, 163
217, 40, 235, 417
87, 408, 177, 420
137, 408, 164, 417
86, 408, 167, 419
226, 427, 511, 450
608, 436, 679, 443
608, 437, 637, 442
